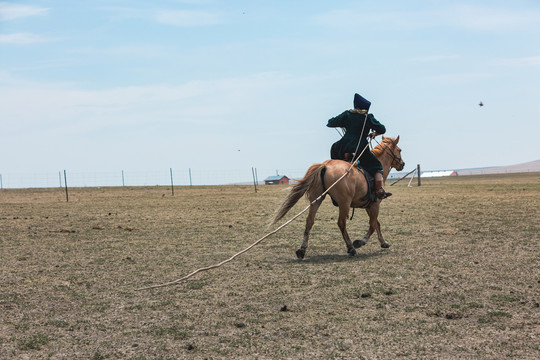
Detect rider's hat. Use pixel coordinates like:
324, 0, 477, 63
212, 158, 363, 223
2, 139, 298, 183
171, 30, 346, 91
354, 93, 371, 111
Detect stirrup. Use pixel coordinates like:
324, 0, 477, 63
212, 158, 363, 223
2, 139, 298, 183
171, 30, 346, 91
377, 189, 392, 199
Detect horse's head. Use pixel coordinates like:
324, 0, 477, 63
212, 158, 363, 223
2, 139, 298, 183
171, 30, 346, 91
380, 136, 405, 171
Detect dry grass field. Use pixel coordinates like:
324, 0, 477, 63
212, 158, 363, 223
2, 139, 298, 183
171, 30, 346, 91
1, 173, 539, 359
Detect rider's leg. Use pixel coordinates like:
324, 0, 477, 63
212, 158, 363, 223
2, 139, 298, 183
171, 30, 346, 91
374, 171, 392, 199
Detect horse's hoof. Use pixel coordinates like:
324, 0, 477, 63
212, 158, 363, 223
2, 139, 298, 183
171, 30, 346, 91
381, 243, 390, 249
353, 239, 367, 248
296, 248, 305, 259
348, 248, 357, 256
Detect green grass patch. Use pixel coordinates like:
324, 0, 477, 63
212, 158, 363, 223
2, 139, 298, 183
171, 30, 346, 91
478, 311, 512, 323
18, 334, 52, 350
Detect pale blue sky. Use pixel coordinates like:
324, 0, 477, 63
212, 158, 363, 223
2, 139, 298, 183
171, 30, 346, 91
1, 0, 539, 184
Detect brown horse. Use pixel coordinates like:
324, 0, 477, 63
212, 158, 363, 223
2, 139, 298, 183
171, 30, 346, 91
273, 136, 405, 258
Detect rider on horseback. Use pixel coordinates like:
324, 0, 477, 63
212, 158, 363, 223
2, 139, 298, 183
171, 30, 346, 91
327, 93, 392, 199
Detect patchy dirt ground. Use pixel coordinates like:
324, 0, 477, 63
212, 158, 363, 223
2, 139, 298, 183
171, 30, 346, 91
1, 173, 539, 359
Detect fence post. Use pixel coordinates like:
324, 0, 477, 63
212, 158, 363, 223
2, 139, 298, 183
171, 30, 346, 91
170, 168, 174, 196
252, 167, 258, 193
407, 170, 416, 187
64, 170, 69, 202
389, 167, 416, 186
189, 168, 192, 186
417, 164, 421, 186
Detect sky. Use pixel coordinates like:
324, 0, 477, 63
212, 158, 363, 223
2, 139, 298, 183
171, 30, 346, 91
1, 0, 539, 186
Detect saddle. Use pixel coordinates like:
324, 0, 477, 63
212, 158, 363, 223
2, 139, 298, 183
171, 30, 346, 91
356, 166, 378, 204
328, 161, 377, 208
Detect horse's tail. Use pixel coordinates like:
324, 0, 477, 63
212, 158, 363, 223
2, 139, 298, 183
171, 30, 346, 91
272, 163, 326, 225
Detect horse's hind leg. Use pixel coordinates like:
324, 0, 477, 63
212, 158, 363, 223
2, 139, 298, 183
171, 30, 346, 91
296, 199, 323, 259
337, 203, 356, 256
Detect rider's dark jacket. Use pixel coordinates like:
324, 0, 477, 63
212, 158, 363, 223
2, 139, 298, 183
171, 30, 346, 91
327, 110, 386, 176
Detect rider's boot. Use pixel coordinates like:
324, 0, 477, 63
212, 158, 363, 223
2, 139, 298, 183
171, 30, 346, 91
374, 172, 392, 199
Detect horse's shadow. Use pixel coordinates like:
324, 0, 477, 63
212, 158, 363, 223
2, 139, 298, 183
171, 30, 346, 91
281, 248, 389, 265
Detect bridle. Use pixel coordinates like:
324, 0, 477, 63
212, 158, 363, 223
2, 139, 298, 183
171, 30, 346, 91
378, 142, 405, 170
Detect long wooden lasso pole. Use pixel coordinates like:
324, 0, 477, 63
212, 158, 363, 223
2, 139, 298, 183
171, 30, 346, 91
137, 117, 372, 291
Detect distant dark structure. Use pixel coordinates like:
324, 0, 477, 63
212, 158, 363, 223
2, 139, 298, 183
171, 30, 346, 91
479, 101, 484, 107
264, 175, 290, 185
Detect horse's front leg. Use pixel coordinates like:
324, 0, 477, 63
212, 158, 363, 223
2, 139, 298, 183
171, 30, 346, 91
352, 206, 376, 249
296, 199, 323, 259
353, 203, 389, 249
337, 203, 356, 256
374, 219, 390, 248
353, 226, 374, 249
366, 204, 390, 248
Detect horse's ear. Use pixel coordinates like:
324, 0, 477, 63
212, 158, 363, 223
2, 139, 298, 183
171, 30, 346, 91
395, 135, 400, 144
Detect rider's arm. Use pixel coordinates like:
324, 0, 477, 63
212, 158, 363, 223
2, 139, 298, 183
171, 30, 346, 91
326, 111, 349, 128
368, 114, 386, 134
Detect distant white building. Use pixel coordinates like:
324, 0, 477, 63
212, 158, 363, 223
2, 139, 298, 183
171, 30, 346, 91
421, 170, 458, 178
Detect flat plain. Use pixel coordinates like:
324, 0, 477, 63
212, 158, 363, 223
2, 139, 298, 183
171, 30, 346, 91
1, 173, 539, 359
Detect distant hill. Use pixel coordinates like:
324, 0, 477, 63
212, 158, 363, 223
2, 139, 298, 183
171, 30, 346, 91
456, 159, 540, 176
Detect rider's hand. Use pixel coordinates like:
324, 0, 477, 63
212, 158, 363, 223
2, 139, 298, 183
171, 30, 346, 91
368, 132, 378, 139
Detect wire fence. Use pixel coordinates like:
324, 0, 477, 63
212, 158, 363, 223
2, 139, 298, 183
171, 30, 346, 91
2, 165, 536, 190
0, 168, 310, 189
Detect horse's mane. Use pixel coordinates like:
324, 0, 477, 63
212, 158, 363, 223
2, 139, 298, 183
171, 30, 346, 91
371, 137, 395, 157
